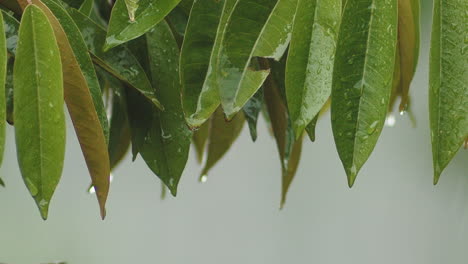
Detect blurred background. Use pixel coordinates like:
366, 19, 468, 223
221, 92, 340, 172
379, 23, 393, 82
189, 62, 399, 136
1, 1, 468, 263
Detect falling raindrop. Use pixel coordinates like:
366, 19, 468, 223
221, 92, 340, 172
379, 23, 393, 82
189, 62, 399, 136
385, 114, 396, 127
200, 175, 208, 183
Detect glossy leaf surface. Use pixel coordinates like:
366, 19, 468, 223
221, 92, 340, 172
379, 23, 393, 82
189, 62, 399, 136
124, 0, 139, 21
430, 0, 468, 183
105, 0, 181, 50
286, 0, 341, 138
179, 0, 229, 128
217, 0, 298, 119
14, 5, 65, 219
243, 87, 263, 142
39, 0, 110, 218
331, 0, 397, 187
69, 9, 162, 110
79, 0, 94, 16
139, 21, 192, 195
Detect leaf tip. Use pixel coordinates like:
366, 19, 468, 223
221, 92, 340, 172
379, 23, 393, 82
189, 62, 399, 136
346, 165, 359, 188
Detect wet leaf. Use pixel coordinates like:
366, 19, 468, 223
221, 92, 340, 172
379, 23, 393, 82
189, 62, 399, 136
430, 0, 468, 184
124, 0, 139, 22
39, 0, 110, 218
180, 0, 234, 128
286, 0, 341, 138
105, 0, 181, 50
201, 108, 245, 179
192, 120, 209, 164
395, 0, 419, 112
14, 5, 65, 219
107, 78, 131, 170
331, 0, 397, 187
41, 0, 109, 139
79, 0, 94, 16
243, 87, 263, 142
68, 8, 163, 110
263, 59, 302, 208
139, 21, 192, 195
0, 12, 6, 186
217, 0, 298, 119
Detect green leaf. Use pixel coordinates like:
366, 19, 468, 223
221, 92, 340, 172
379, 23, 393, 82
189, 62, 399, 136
200, 108, 245, 179
243, 87, 263, 142
179, 0, 234, 128
192, 120, 209, 164
38, 0, 111, 218
331, 0, 397, 187
107, 77, 131, 170
0, 177, 4, 187
139, 21, 192, 195
285, 0, 341, 138
430, 0, 468, 184
68, 8, 163, 110
395, 0, 420, 112
0, 12, 6, 186
79, 0, 94, 16
41, 0, 109, 141
217, 0, 299, 119
263, 59, 302, 208
105, 0, 181, 50
14, 4, 65, 220
305, 114, 319, 142
124, 0, 139, 21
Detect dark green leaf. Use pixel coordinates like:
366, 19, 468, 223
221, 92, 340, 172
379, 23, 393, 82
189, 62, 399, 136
139, 21, 192, 195
286, 0, 341, 138
14, 5, 65, 219
68, 8, 163, 110
243, 87, 263, 142
263, 61, 302, 208
331, 0, 397, 187
201, 108, 245, 179
105, 0, 181, 50
430, 0, 468, 184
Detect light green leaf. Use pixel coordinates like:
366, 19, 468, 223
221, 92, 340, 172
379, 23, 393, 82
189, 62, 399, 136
14, 5, 65, 219
79, 0, 94, 16
430, 0, 468, 184
39, 0, 111, 218
331, 0, 397, 187
105, 0, 181, 50
139, 21, 192, 195
179, 0, 232, 128
217, 0, 298, 119
68, 8, 163, 110
285, 0, 341, 138
200, 107, 245, 179
124, 0, 139, 21
0, 12, 6, 186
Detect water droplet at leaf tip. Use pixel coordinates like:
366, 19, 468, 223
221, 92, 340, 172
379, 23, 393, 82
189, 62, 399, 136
199, 175, 208, 183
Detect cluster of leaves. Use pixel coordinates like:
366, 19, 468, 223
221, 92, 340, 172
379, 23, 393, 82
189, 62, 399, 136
0, 0, 465, 219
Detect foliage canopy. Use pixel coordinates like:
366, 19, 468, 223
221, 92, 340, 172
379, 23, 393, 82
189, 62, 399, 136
0, 0, 466, 219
